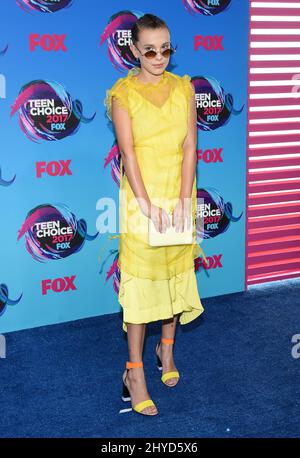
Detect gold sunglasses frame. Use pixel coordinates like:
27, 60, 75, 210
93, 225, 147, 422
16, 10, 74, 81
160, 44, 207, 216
134, 43, 177, 60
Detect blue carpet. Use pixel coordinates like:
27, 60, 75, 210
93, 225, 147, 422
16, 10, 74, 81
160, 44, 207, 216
0, 278, 300, 438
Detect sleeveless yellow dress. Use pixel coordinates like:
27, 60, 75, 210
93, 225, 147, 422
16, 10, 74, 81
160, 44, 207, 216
105, 66, 205, 333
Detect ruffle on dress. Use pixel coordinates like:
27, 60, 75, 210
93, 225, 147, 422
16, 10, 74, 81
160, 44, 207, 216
103, 67, 195, 120
181, 74, 196, 121
181, 74, 195, 101
126, 66, 177, 108
104, 77, 129, 121
118, 266, 204, 333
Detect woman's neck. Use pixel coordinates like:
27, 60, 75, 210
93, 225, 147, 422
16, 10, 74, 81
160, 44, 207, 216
136, 68, 165, 85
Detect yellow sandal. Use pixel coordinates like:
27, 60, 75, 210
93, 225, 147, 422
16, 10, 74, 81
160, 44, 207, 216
120, 361, 158, 415
155, 337, 180, 386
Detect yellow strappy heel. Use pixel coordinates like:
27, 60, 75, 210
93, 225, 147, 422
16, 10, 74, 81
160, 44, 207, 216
120, 361, 158, 415
155, 337, 180, 386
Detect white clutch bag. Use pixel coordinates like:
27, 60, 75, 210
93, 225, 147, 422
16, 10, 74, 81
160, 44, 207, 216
148, 212, 193, 247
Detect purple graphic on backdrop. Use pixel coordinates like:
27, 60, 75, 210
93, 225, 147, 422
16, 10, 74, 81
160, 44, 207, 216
0, 284, 22, 317
192, 76, 244, 131
17, 203, 98, 262
196, 188, 243, 240
10, 80, 95, 142
16, 0, 73, 13
100, 10, 143, 71
182, 0, 232, 16
0, 44, 8, 56
0, 167, 16, 186
113, 261, 121, 296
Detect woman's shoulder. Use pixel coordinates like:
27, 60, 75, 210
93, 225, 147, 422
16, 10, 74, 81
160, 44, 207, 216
106, 68, 194, 100
167, 70, 195, 99
104, 75, 130, 121
109, 75, 129, 92
166, 70, 192, 83
109, 68, 192, 86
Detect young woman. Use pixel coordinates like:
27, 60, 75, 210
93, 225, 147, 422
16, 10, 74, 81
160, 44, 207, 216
105, 13, 205, 416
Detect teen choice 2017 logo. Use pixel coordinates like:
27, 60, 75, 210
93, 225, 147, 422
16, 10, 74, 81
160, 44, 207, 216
192, 76, 244, 131
100, 10, 143, 71
196, 188, 243, 240
10, 80, 95, 142
16, 0, 73, 13
183, 0, 232, 16
17, 203, 98, 262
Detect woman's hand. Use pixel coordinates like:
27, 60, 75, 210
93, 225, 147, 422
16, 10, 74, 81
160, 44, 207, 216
140, 200, 171, 233
171, 197, 192, 232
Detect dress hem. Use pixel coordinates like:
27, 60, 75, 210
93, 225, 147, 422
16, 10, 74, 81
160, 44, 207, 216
121, 306, 204, 333
118, 265, 204, 333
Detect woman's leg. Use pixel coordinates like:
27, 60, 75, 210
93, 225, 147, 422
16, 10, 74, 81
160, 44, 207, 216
157, 313, 180, 386
125, 322, 158, 414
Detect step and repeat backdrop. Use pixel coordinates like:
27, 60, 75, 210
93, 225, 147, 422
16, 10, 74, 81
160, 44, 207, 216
0, 0, 249, 333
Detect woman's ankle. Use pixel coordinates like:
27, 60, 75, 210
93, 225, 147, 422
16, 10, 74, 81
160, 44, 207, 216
127, 367, 145, 382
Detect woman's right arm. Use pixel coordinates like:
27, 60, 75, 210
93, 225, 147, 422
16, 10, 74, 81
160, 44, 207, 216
111, 96, 151, 218
111, 97, 170, 232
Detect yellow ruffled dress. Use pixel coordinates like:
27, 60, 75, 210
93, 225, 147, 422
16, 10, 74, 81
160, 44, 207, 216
105, 66, 205, 333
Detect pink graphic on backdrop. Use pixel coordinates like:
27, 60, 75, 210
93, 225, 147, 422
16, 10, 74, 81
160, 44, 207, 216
103, 141, 123, 187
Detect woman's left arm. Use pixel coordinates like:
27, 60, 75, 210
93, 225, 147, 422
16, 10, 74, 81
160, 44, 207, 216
180, 83, 197, 200
171, 84, 197, 231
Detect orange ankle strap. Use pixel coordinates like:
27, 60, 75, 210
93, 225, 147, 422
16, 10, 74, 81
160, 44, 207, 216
126, 361, 143, 369
161, 337, 174, 345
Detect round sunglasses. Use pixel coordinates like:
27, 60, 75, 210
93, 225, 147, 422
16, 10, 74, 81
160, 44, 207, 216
134, 44, 177, 60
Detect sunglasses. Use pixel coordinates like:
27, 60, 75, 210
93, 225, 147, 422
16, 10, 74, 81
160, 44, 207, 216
134, 44, 177, 60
